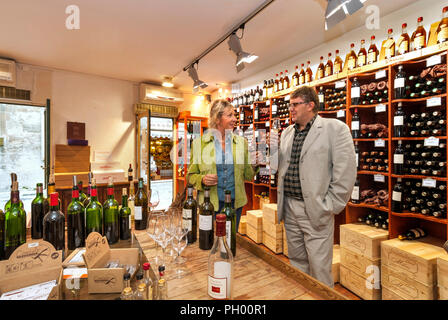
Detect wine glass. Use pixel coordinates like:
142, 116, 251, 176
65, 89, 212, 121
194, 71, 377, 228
149, 190, 160, 211
170, 226, 189, 279
154, 214, 174, 267
146, 212, 163, 266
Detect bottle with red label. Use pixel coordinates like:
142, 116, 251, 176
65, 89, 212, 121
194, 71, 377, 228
103, 177, 120, 244
67, 175, 85, 249
207, 213, 234, 300
86, 177, 103, 237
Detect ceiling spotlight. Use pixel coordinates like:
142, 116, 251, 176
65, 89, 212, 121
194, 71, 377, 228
325, 0, 365, 30
228, 29, 258, 73
162, 76, 174, 88
187, 63, 208, 91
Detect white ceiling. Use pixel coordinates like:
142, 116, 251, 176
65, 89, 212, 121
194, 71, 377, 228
0, 0, 420, 93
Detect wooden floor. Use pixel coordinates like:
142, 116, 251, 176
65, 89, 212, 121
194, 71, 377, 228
135, 230, 359, 300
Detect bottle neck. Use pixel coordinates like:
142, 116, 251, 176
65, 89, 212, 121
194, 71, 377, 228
90, 187, 98, 200
72, 188, 80, 200
187, 188, 194, 198
36, 186, 43, 197
224, 194, 232, 206
107, 186, 114, 199
216, 221, 226, 237
10, 190, 20, 204
122, 195, 128, 207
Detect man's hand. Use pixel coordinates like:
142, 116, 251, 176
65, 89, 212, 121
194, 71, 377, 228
202, 174, 218, 186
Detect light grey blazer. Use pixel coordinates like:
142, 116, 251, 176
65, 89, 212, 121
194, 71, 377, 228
270, 115, 357, 229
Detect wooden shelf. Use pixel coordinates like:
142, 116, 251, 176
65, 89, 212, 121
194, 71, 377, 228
391, 174, 448, 181
391, 211, 448, 225
350, 103, 389, 109
391, 93, 447, 104
391, 136, 448, 140
319, 109, 345, 114
353, 138, 389, 142
357, 170, 389, 176
348, 202, 389, 212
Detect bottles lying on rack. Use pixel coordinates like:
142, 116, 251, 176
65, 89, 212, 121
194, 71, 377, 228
358, 211, 389, 230
359, 148, 389, 172
351, 78, 389, 106
403, 111, 446, 137
398, 227, 427, 240
395, 140, 447, 177
320, 86, 346, 111
351, 186, 389, 208
271, 98, 289, 119
392, 178, 447, 218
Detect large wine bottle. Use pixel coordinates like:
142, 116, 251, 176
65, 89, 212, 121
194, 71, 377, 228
134, 178, 148, 230
120, 188, 131, 240
43, 192, 66, 258
183, 184, 197, 244
4, 173, 23, 212
67, 176, 85, 250
207, 214, 234, 300
0, 209, 4, 260
4, 181, 26, 259
221, 190, 236, 257
31, 183, 47, 239
103, 178, 120, 244
199, 186, 214, 250
85, 178, 103, 237
392, 178, 403, 213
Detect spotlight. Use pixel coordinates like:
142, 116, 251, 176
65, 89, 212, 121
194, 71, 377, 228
187, 63, 208, 91
162, 76, 174, 88
325, 0, 365, 30
228, 30, 258, 73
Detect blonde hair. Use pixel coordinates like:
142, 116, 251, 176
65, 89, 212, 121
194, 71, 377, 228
208, 99, 233, 129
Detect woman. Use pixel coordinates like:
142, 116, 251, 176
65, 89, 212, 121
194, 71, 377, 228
187, 99, 258, 230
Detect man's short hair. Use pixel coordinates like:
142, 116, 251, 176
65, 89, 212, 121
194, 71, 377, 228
290, 86, 319, 113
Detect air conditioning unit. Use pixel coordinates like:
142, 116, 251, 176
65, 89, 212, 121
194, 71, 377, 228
0, 59, 16, 87
139, 83, 184, 104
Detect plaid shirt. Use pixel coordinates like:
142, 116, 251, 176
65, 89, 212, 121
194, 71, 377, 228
283, 115, 317, 200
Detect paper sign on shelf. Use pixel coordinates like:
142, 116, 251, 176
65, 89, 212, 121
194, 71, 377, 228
375, 139, 386, 148
424, 136, 440, 147
375, 70, 387, 79
427, 54, 442, 67
374, 174, 385, 183
422, 178, 437, 188
337, 110, 345, 118
427, 97, 442, 107
375, 104, 386, 113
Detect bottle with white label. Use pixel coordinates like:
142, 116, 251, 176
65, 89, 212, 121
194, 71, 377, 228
351, 77, 361, 106
394, 103, 405, 137
351, 108, 361, 138
183, 184, 197, 244
351, 178, 360, 204
220, 190, 236, 257
207, 213, 234, 300
134, 178, 148, 230
392, 178, 403, 213
394, 65, 406, 99
199, 187, 214, 250
393, 140, 405, 175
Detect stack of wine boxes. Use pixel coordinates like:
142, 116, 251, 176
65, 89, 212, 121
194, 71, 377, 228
437, 253, 448, 299
381, 237, 445, 300
262, 204, 283, 254
339, 223, 388, 300
246, 210, 263, 244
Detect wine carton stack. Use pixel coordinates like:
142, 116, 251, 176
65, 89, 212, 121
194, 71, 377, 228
238, 215, 247, 235
282, 224, 288, 257
381, 237, 446, 300
339, 223, 389, 300
332, 244, 340, 284
262, 204, 283, 254
246, 210, 263, 244
437, 253, 448, 299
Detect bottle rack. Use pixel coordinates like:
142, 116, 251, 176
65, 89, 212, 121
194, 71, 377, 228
233, 43, 448, 244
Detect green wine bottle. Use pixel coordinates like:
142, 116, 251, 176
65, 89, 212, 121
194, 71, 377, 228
31, 183, 48, 239
103, 178, 119, 244
120, 188, 131, 240
4, 173, 24, 212
134, 178, 148, 230
0, 209, 5, 260
85, 178, 103, 237
4, 181, 26, 259
46, 175, 61, 211
221, 190, 236, 257
67, 176, 85, 250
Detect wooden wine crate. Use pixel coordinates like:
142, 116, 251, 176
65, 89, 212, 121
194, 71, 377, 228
333, 245, 340, 284
381, 237, 445, 287
381, 265, 437, 300
54, 172, 89, 188
282, 224, 288, 257
262, 232, 282, 254
259, 197, 270, 210
246, 210, 263, 229
382, 287, 405, 300
262, 203, 278, 224
55, 144, 90, 173
262, 219, 283, 239
247, 224, 263, 244
238, 215, 247, 235
340, 264, 381, 300
340, 223, 389, 260
437, 254, 448, 290
340, 247, 381, 279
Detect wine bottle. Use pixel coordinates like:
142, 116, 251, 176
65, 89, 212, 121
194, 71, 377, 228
325, 53, 333, 77
299, 64, 305, 85
394, 65, 406, 99
334, 50, 343, 74
292, 66, 299, 87
0, 209, 4, 260
351, 178, 360, 204
394, 141, 405, 174
46, 174, 61, 210
43, 192, 66, 259
394, 103, 405, 137
85, 178, 103, 237
437, 6, 448, 44
317, 57, 325, 80
397, 23, 410, 55
221, 190, 236, 257
4, 181, 26, 259
305, 61, 313, 83
348, 43, 357, 70
77, 180, 88, 209
367, 35, 379, 65
398, 228, 427, 240
199, 186, 214, 250
351, 108, 360, 138
351, 77, 361, 106
31, 183, 47, 239
278, 72, 284, 91
385, 28, 395, 59
283, 70, 290, 89
274, 74, 279, 92
318, 86, 325, 111
128, 164, 133, 182
358, 40, 367, 67
4, 173, 24, 212
120, 188, 131, 240
392, 178, 403, 213
183, 184, 197, 244
207, 213, 234, 300
135, 178, 148, 231
103, 177, 120, 244
412, 17, 426, 50
67, 176, 85, 250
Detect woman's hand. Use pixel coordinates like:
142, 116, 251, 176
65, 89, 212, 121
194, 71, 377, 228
202, 174, 218, 186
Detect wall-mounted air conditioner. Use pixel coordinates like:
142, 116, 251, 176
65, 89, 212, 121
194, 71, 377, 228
0, 59, 16, 87
139, 83, 184, 105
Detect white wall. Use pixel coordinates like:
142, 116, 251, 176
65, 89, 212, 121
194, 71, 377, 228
236, 0, 446, 91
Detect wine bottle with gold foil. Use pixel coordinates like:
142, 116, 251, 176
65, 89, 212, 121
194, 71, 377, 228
368, 36, 379, 64
397, 23, 410, 55
412, 17, 426, 50
325, 52, 333, 77
334, 50, 343, 74
358, 40, 367, 67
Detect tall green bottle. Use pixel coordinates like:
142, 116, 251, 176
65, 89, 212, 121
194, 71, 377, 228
67, 176, 85, 249
134, 178, 148, 230
103, 178, 119, 244
119, 188, 131, 240
0, 209, 5, 260
31, 183, 48, 239
4, 181, 26, 259
4, 173, 23, 212
85, 178, 103, 237
77, 180, 88, 229
221, 190, 236, 257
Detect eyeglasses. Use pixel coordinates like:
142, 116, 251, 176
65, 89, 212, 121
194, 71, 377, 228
290, 101, 308, 108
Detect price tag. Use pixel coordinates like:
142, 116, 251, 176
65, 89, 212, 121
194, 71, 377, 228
335, 81, 346, 89
427, 97, 442, 107
427, 54, 442, 67
374, 174, 385, 183
424, 136, 439, 147
375, 139, 386, 148
251, 105, 254, 110
28, 242, 39, 248
337, 110, 345, 118
422, 178, 437, 188
375, 104, 386, 113
266, 100, 270, 106
375, 70, 387, 79
266, 121, 270, 127
249, 124, 253, 129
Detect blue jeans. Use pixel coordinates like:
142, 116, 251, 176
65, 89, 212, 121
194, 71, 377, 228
215, 199, 243, 232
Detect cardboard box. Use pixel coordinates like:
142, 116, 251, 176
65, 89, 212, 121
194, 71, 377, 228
340, 264, 381, 300
381, 237, 445, 287
238, 215, 247, 235
259, 197, 270, 210
63, 248, 86, 268
83, 232, 139, 294
262, 232, 282, 254
340, 247, 381, 280
0, 240, 63, 300
340, 223, 388, 260
247, 224, 263, 244
262, 203, 278, 224
246, 210, 263, 229
55, 172, 89, 189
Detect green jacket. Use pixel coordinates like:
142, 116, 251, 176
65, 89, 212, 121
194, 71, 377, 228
187, 131, 256, 210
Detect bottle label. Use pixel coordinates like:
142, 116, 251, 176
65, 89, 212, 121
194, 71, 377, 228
394, 116, 404, 126
334, 63, 342, 73
183, 219, 192, 231
394, 154, 404, 164
240, 113, 244, 121
272, 104, 278, 114
129, 215, 132, 229
305, 74, 311, 83
399, 40, 408, 54
351, 87, 360, 98
437, 27, 448, 43
226, 221, 231, 249
394, 78, 405, 88
348, 57, 356, 70
199, 214, 212, 231
368, 52, 377, 64
183, 208, 192, 219
325, 66, 332, 77
135, 206, 142, 220
317, 69, 324, 79
351, 121, 360, 130
318, 94, 324, 103
358, 55, 366, 67
208, 261, 231, 299
351, 186, 359, 200
293, 78, 299, 86
392, 191, 402, 202
299, 75, 305, 84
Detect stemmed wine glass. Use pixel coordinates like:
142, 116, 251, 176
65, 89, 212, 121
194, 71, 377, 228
153, 213, 174, 267
146, 211, 163, 266
149, 190, 160, 211
170, 226, 189, 279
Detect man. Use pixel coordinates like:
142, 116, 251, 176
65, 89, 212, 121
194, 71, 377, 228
270, 86, 356, 287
